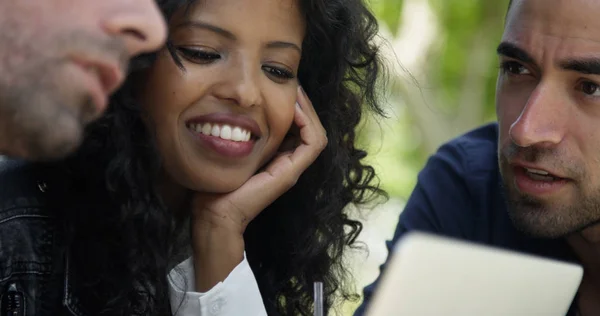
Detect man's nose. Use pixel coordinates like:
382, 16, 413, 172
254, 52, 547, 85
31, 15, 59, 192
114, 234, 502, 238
509, 83, 568, 148
102, 0, 167, 57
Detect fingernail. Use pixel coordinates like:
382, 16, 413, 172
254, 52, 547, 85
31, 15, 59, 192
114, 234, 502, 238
295, 101, 302, 109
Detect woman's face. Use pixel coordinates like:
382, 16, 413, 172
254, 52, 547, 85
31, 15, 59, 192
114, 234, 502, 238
139, 0, 305, 193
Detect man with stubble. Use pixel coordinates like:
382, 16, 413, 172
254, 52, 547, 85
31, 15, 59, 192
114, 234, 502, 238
0, 0, 167, 160
358, 0, 600, 315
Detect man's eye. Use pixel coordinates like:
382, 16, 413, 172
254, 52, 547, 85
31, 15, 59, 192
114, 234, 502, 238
500, 61, 531, 75
177, 47, 221, 64
579, 81, 600, 96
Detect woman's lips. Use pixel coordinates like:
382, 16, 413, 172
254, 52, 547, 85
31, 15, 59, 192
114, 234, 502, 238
187, 124, 256, 158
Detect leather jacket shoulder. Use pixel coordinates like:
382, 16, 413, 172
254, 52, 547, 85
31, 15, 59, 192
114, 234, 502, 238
0, 158, 73, 316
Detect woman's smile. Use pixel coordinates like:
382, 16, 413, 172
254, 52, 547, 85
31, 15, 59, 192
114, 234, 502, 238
185, 112, 261, 158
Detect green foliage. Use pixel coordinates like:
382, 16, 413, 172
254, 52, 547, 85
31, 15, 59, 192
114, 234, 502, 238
361, 0, 510, 199
429, 0, 508, 114
370, 0, 405, 36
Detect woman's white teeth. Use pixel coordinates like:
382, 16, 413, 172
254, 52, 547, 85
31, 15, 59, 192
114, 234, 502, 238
221, 125, 232, 139
231, 127, 245, 141
211, 125, 220, 137
188, 123, 252, 142
201, 124, 211, 135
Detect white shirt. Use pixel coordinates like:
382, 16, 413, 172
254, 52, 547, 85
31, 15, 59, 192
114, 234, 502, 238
168, 253, 268, 316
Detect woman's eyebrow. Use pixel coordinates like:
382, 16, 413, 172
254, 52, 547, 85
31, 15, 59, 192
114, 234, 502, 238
266, 41, 302, 54
175, 20, 301, 53
175, 20, 236, 40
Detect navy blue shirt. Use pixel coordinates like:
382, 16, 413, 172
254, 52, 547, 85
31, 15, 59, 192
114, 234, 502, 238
355, 123, 578, 316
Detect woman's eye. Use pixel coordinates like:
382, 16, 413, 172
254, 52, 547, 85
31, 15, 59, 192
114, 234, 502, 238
500, 61, 531, 76
177, 47, 221, 64
263, 65, 295, 83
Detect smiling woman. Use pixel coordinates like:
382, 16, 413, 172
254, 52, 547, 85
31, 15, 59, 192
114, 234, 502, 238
0, 0, 387, 315
139, 0, 306, 195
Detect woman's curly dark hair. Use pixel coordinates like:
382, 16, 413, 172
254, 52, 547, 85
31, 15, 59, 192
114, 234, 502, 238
60, 0, 387, 315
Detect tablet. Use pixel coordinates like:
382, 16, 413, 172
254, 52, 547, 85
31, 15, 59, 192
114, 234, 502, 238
366, 232, 583, 316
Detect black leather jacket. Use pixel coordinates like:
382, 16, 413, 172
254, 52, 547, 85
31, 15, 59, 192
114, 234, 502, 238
0, 159, 89, 316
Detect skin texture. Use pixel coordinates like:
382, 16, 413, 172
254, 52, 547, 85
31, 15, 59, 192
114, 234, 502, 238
137, 0, 326, 292
0, 0, 166, 160
498, 0, 600, 239
140, 0, 304, 196
497, 1, 600, 314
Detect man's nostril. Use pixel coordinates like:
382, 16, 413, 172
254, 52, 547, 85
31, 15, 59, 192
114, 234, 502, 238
123, 29, 146, 41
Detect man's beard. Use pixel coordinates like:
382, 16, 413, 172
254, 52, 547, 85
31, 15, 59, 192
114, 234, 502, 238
0, 60, 96, 160
502, 183, 600, 238
0, 30, 127, 160
499, 145, 600, 238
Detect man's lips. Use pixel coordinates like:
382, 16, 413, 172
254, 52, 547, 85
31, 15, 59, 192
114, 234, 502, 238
511, 165, 571, 197
71, 56, 125, 97
510, 161, 569, 180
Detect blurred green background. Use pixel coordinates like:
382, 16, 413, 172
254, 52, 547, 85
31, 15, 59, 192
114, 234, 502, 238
364, 0, 509, 198
341, 0, 510, 314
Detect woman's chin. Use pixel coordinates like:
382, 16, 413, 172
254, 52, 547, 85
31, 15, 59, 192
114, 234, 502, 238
191, 178, 247, 194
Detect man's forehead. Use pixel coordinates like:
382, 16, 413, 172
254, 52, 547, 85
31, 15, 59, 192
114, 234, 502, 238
503, 0, 600, 58
506, 0, 600, 41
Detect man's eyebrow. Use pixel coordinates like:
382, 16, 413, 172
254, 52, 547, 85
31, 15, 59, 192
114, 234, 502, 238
496, 42, 536, 65
175, 21, 236, 40
560, 58, 600, 75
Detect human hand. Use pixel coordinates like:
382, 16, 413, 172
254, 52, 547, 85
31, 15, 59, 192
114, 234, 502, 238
192, 86, 327, 236
190, 86, 327, 290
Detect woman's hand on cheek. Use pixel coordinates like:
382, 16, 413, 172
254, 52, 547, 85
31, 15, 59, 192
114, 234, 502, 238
190, 86, 327, 291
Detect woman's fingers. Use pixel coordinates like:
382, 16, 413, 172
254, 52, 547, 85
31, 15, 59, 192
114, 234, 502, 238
193, 87, 328, 228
